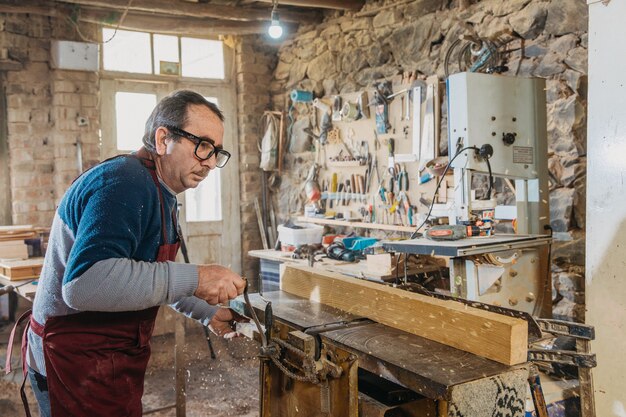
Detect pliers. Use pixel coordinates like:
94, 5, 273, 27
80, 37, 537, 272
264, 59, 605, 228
397, 164, 409, 191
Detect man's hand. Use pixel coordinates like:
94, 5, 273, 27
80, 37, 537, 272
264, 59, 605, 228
208, 307, 249, 339
195, 264, 246, 305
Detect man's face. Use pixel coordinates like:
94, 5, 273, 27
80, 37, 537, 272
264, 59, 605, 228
154, 104, 225, 194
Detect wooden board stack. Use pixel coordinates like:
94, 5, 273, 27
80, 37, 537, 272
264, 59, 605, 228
0, 225, 37, 260
280, 265, 528, 366
0, 258, 44, 281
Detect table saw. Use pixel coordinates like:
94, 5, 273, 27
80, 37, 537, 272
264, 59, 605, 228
233, 290, 530, 417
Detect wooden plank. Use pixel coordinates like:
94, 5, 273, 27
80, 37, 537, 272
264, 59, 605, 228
0, 242, 29, 260
0, 225, 36, 241
56, 0, 317, 23
0, 1, 289, 36
255, 0, 364, 10
0, 258, 44, 281
280, 265, 528, 365
296, 216, 418, 233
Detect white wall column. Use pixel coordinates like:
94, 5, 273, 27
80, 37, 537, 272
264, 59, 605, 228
586, 0, 626, 414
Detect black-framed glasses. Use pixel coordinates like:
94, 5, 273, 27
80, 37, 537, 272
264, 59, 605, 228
164, 124, 231, 168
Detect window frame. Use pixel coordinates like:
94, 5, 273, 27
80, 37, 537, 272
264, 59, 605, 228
99, 28, 233, 83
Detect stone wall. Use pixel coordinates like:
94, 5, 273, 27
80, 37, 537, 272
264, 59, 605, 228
270, 0, 588, 321
1, 13, 100, 227
234, 36, 278, 284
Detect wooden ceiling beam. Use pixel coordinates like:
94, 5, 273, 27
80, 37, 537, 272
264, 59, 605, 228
0, 2, 292, 36
79, 7, 287, 35
54, 0, 317, 23
253, 0, 364, 11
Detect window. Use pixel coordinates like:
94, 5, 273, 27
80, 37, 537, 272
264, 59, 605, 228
115, 92, 157, 151
181, 38, 224, 79
102, 30, 151, 73
185, 96, 221, 222
102, 29, 225, 79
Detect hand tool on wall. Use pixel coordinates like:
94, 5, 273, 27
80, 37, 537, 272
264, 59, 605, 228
398, 164, 408, 191
419, 172, 434, 184
358, 175, 366, 202
350, 175, 356, 199
304, 164, 321, 203
345, 180, 351, 205
332, 95, 342, 122
387, 138, 395, 166
419, 76, 439, 171
357, 91, 370, 119
330, 173, 338, 209
337, 183, 344, 207
387, 164, 398, 194
371, 81, 393, 134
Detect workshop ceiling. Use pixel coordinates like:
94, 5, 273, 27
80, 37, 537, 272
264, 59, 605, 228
41, 0, 366, 36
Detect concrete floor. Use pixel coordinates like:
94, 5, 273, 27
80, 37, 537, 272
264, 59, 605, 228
0, 299, 259, 417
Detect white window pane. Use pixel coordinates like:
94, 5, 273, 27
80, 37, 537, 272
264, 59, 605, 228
103, 29, 151, 73
186, 170, 222, 222
115, 92, 157, 151
181, 38, 224, 79
185, 95, 222, 222
154, 34, 179, 75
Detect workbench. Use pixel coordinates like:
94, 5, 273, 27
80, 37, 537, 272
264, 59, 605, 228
248, 249, 428, 290
233, 291, 529, 417
0, 275, 38, 301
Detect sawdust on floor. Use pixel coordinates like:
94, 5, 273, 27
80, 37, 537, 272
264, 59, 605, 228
1, 316, 260, 417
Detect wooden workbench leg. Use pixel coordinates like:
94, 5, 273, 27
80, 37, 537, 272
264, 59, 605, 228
175, 314, 187, 417
259, 359, 271, 417
577, 339, 596, 417
437, 399, 448, 417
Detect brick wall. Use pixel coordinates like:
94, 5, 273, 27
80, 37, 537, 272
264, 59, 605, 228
234, 35, 278, 285
1, 12, 100, 226
1, 12, 278, 279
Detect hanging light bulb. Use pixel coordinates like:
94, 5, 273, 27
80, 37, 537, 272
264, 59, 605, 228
268, 3, 283, 39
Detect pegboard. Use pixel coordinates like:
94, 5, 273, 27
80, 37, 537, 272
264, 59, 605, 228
301, 75, 453, 231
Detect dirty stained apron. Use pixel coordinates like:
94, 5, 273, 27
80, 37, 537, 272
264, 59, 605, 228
6, 149, 180, 417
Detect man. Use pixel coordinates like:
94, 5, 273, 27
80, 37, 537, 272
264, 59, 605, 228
9, 90, 247, 417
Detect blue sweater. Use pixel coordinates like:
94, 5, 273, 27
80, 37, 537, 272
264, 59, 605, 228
28, 155, 217, 376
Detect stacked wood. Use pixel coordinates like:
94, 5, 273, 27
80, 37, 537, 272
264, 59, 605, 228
280, 265, 528, 366
0, 258, 44, 281
0, 225, 38, 260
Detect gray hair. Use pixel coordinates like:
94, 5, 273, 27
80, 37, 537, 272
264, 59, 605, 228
142, 90, 224, 153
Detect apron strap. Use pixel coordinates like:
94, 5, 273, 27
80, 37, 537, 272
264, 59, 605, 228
5, 309, 32, 375
6, 310, 34, 417
135, 147, 178, 246
20, 372, 33, 417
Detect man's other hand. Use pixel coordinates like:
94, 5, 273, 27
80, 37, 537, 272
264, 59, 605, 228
208, 307, 248, 338
195, 264, 246, 305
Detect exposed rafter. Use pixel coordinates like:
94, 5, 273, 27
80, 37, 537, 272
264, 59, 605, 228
254, 0, 364, 10
0, 1, 292, 35
78, 7, 287, 35
53, 0, 318, 23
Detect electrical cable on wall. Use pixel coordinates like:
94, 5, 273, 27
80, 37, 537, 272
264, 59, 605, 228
65, 0, 134, 44
409, 146, 478, 239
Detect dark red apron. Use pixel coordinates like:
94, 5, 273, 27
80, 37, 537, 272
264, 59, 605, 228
6, 149, 180, 417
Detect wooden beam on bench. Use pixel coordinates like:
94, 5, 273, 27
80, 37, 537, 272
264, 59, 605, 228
280, 265, 528, 365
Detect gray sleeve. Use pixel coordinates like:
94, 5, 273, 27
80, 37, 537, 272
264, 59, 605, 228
62, 258, 198, 311
170, 297, 218, 326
